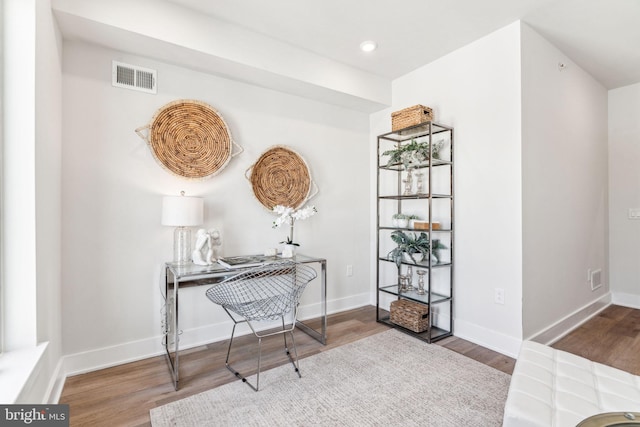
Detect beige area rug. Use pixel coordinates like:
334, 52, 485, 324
150, 329, 511, 427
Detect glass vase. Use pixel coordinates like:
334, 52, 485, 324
417, 270, 426, 295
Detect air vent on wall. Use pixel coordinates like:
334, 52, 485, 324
589, 268, 602, 291
112, 61, 157, 94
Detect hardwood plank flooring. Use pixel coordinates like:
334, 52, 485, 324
551, 304, 640, 375
59, 304, 638, 426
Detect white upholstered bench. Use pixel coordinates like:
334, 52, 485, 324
503, 340, 640, 427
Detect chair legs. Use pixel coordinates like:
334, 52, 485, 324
224, 314, 302, 392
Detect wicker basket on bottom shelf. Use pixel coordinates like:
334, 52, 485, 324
390, 299, 429, 333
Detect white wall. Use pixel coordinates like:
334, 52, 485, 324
520, 24, 609, 340
371, 22, 524, 356
61, 40, 371, 373
609, 82, 640, 309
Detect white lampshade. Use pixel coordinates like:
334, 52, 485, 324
162, 193, 204, 265
161, 195, 203, 227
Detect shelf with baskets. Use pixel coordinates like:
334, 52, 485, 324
376, 121, 454, 343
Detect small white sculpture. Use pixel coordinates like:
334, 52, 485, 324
192, 229, 212, 265
192, 228, 222, 265
209, 228, 222, 261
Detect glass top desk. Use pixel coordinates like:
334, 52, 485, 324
162, 254, 327, 390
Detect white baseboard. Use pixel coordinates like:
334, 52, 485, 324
527, 292, 612, 345
454, 319, 522, 358
611, 291, 640, 309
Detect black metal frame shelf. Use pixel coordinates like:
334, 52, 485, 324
378, 193, 453, 200
376, 120, 454, 344
377, 316, 452, 343
377, 257, 452, 269
379, 285, 451, 304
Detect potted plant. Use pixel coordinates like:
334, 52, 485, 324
387, 230, 431, 267
431, 239, 448, 263
391, 213, 409, 228
391, 213, 420, 228
382, 139, 444, 170
272, 204, 317, 257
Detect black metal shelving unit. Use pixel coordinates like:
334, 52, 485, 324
376, 122, 454, 343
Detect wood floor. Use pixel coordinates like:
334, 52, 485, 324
59, 304, 639, 426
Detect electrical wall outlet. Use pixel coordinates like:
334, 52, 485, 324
494, 288, 505, 305
346, 264, 353, 277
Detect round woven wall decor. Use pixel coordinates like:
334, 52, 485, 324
247, 146, 312, 210
136, 100, 238, 179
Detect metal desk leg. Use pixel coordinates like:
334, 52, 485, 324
163, 268, 180, 390
295, 259, 327, 344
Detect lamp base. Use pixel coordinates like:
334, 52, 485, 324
173, 227, 192, 265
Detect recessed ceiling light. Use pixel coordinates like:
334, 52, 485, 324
359, 40, 377, 52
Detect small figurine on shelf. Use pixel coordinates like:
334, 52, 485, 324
402, 169, 414, 195
399, 275, 409, 293
417, 270, 427, 295
415, 172, 424, 194
406, 265, 414, 291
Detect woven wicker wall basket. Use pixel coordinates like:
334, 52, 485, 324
136, 100, 242, 180
245, 145, 318, 210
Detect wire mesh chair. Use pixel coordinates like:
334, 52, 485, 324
205, 260, 317, 391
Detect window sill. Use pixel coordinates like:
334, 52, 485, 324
0, 342, 48, 403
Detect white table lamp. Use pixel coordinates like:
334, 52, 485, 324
162, 191, 204, 264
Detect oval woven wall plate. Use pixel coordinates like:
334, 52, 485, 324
136, 99, 242, 179
246, 145, 317, 210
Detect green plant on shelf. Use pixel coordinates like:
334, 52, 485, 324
387, 230, 430, 267
382, 139, 444, 170
387, 230, 448, 267
431, 239, 448, 263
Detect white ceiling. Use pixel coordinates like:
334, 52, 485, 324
167, 0, 639, 90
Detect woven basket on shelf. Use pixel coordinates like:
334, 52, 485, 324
391, 104, 433, 131
245, 145, 318, 210
135, 99, 242, 179
390, 299, 429, 333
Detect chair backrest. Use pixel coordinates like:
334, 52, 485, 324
205, 261, 317, 321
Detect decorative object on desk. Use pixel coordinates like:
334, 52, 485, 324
246, 145, 318, 210
217, 255, 268, 269
209, 229, 222, 261
162, 191, 203, 264
191, 228, 222, 265
281, 244, 295, 258
382, 138, 444, 170
272, 204, 317, 256
391, 104, 433, 131
192, 229, 212, 265
387, 230, 430, 267
136, 100, 243, 179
